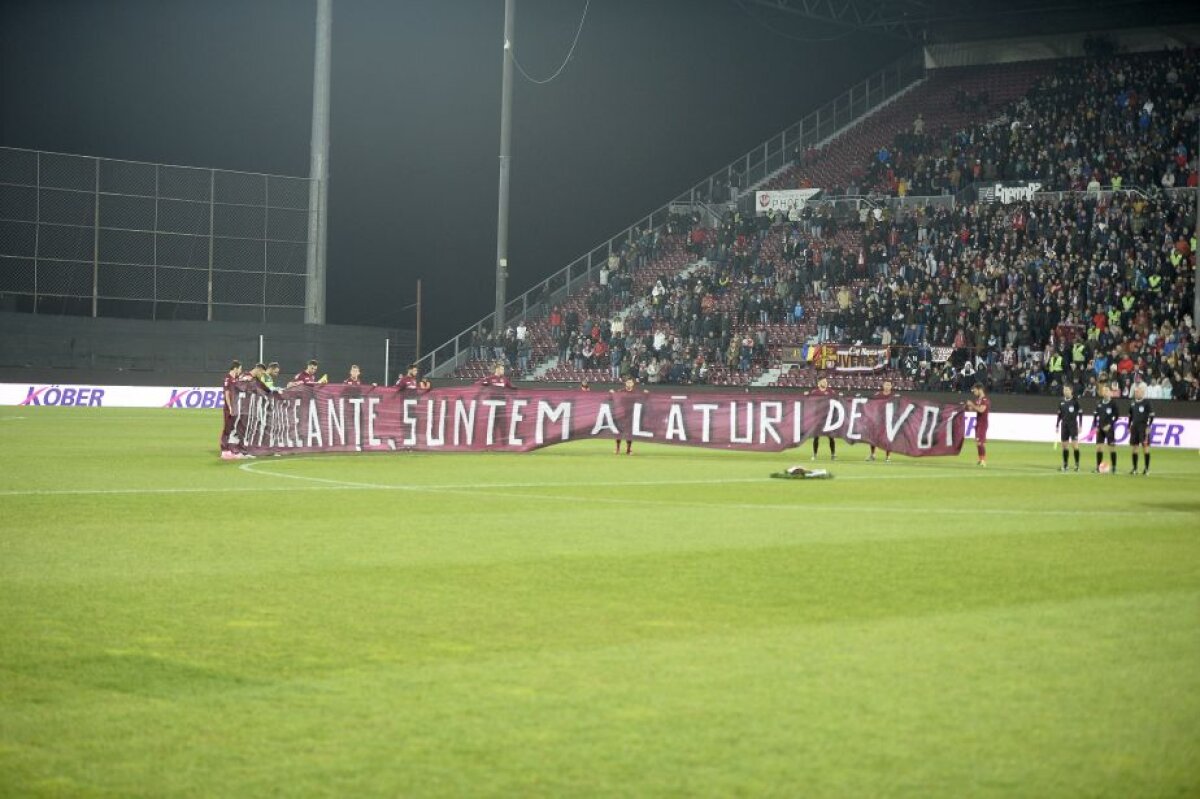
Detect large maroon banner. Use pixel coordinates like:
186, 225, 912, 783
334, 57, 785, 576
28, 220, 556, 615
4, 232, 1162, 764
225, 384, 964, 457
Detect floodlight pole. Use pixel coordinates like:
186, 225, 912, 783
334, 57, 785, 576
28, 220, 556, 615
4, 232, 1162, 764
415, 277, 423, 362
305, 0, 333, 325
494, 0, 515, 335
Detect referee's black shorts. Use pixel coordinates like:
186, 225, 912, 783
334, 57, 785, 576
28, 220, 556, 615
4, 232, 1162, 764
1129, 425, 1149, 446
1059, 426, 1079, 442
1095, 428, 1116, 446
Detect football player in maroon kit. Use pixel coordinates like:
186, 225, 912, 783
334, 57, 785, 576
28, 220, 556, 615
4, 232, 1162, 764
343, 364, 362, 385
610, 376, 648, 454
806, 375, 837, 461
476, 362, 514, 388
867, 378, 897, 462
965, 383, 990, 467
395, 363, 420, 390
220, 359, 242, 460
288, 359, 321, 387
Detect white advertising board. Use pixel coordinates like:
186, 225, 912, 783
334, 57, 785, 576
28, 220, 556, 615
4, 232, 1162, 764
0, 384, 225, 409
3, 384, 1198, 449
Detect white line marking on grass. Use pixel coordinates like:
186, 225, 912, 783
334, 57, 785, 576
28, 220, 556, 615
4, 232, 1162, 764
396, 487, 1194, 518
0, 485, 366, 498
2, 458, 1191, 498
235, 461, 1197, 517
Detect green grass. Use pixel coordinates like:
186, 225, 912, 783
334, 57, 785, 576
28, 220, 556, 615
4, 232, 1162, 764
1, 406, 1198, 797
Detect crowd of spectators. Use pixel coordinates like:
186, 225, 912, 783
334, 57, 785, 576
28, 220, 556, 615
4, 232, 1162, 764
469, 49, 1199, 401
863, 48, 1199, 197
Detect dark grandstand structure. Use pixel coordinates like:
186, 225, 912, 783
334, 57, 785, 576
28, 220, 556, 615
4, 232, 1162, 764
437, 18, 1199, 403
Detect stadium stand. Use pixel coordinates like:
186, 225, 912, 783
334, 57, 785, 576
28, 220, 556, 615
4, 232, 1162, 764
454, 49, 1198, 401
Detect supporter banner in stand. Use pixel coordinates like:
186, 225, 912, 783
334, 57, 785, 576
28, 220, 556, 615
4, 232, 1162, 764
754, 188, 821, 215
977, 180, 1043, 204
223, 384, 964, 457
834, 345, 889, 373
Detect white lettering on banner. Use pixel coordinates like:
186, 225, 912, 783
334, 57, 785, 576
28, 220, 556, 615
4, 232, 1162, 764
454, 400, 476, 446
367, 397, 382, 447
425, 399, 447, 446
590, 403, 619, 436
845, 397, 868, 441
694, 403, 718, 443
307, 398, 323, 448
402, 399, 418, 447
759, 401, 783, 445
482, 399, 506, 446
823, 400, 845, 433
943, 411, 960, 448
535, 401, 571, 445
665, 403, 688, 441
327, 398, 346, 446
348, 397, 364, 451
730, 402, 753, 444
917, 405, 941, 450
885, 403, 916, 443
792, 400, 805, 443
632, 403, 654, 439
508, 399, 528, 446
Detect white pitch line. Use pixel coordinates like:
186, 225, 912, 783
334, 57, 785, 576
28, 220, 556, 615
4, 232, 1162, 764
234, 461, 1198, 517
334, 484, 1193, 518
0, 461, 1192, 499
0, 484, 366, 498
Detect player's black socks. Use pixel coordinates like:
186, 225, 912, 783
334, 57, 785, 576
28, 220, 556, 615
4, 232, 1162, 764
1062, 450, 1069, 468
1110, 452, 1116, 470
812, 439, 819, 456
1073, 450, 1080, 468
1144, 453, 1150, 471
1132, 453, 1139, 470
829, 439, 836, 456
1095, 451, 1102, 467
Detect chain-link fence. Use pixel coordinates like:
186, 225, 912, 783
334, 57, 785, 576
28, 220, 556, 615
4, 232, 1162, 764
0, 147, 314, 323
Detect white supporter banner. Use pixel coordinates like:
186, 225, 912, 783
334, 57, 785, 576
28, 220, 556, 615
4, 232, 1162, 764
0, 383, 225, 409
754, 188, 821, 215
965, 412, 1199, 449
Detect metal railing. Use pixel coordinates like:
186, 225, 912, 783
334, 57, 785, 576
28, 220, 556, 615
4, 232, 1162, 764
0, 146, 315, 324
419, 49, 927, 377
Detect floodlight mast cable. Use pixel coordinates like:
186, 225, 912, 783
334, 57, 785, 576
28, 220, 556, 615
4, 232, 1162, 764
494, 0, 515, 336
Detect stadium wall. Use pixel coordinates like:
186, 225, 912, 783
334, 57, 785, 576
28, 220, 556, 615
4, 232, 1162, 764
924, 24, 1200, 68
0, 312, 414, 387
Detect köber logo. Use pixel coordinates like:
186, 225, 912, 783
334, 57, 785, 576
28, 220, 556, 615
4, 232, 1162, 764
164, 389, 225, 409
20, 386, 106, 406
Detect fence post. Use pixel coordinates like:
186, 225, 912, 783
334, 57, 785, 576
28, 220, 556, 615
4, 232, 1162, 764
92, 158, 100, 317
207, 169, 215, 322
33, 152, 41, 314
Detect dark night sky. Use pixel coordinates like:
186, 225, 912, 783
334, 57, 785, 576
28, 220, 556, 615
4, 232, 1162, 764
0, 0, 904, 345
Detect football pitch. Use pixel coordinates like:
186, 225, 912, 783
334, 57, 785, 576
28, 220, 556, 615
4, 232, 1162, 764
2, 406, 1198, 797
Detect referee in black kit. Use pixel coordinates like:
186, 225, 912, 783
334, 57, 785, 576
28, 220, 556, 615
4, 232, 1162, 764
1056, 385, 1083, 471
1092, 383, 1119, 473
1128, 383, 1155, 475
